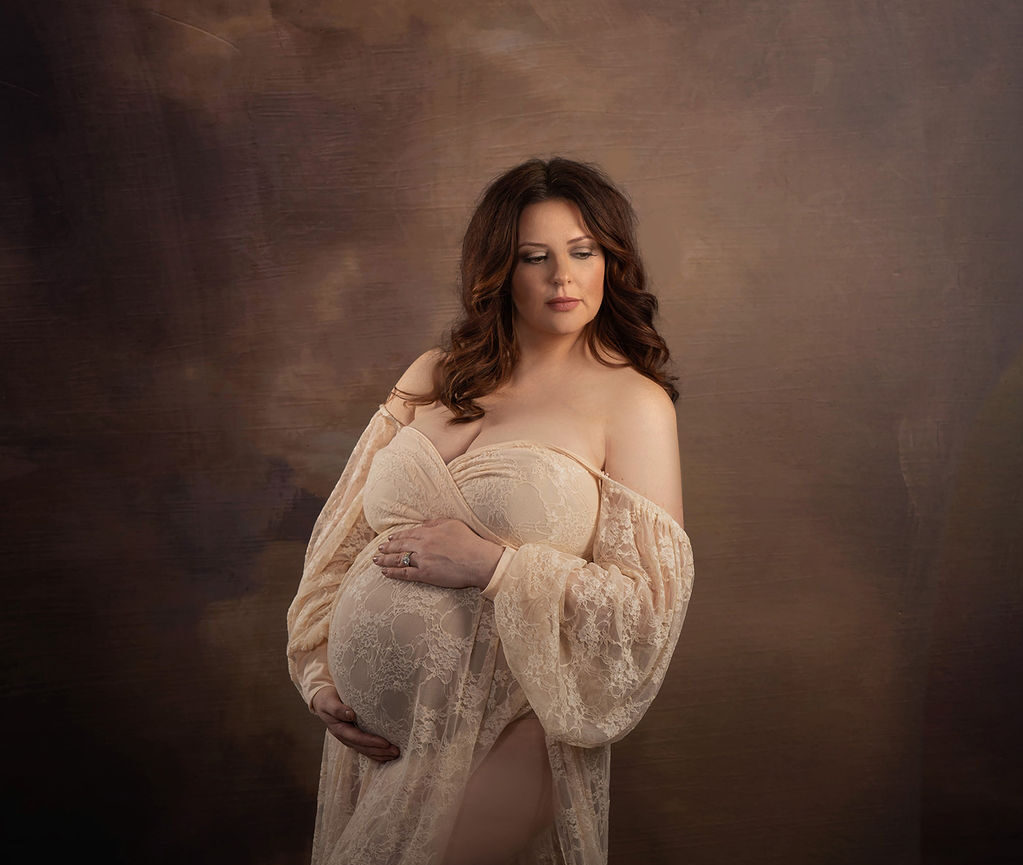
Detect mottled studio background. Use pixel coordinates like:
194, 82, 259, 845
2, 1, 1021, 863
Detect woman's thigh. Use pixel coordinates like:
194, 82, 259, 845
442, 714, 555, 865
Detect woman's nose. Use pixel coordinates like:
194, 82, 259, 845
551, 256, 571, 286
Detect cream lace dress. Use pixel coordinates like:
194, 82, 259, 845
287, 403, 695, 864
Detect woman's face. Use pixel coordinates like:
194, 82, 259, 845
509, 198, 605, 342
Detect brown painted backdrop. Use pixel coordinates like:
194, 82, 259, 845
2, 1, 1021, 863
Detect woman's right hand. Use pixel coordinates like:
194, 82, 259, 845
311, 686, 400, 763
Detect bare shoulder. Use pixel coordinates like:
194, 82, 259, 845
602, 368, 684, 527
382, 347, 446, 424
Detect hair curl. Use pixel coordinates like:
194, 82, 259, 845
395, 156, 678, 422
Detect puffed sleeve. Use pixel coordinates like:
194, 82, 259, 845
286, 405, 402, 707
484, 477, 695, 747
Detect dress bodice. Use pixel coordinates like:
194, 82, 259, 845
362, 423, 600, 559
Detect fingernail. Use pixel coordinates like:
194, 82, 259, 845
377, 544, 385, 551
372, 555, 380, 562
387, 535, 393, 540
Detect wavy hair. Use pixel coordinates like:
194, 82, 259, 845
395, 156, 678, 422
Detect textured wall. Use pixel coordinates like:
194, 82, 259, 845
2, 1, 1021, 862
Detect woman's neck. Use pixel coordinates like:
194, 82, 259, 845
511, 329, 595, 382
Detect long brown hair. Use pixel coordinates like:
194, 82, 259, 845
395, 156, 678, 422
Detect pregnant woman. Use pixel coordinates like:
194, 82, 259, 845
286, 156, 695, 864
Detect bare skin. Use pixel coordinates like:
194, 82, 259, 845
441, 713, 554, 865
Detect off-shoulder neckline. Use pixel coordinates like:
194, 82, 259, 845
379, 403, 604, 475
376, 403, 688, 537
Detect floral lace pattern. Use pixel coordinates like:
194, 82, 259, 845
286, 405, 695, 864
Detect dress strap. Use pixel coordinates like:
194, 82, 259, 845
525, 440, 607, 481
378, 402, 407, 427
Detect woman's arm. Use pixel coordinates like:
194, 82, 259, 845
481, 376, 692, 747
288, 345, 444, 686
286, 409, 399, 701
603, 374, 685, 528
288, 351, 449, 762
382, 346, 445, 424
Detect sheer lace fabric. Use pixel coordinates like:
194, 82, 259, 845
286, 404, 695, 864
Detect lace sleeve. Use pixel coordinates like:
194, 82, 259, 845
486, 478, 695, 747
286, 405, 401, 699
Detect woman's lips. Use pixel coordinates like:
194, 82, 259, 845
547, 298, 581, 311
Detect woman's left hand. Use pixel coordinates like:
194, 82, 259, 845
374, 519, 505, 590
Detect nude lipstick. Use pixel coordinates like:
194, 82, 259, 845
547, 297, 581, 311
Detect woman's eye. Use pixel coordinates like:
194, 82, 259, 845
521, 250, 596, 264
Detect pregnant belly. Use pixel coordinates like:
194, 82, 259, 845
328, 555, 486, 751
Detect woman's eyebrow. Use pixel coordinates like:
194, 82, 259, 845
518, 235, 595, 248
